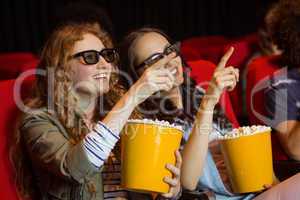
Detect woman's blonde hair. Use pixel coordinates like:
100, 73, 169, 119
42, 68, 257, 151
10, 23, 124, 199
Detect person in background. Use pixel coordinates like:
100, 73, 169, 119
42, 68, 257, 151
265, 0, 300, 161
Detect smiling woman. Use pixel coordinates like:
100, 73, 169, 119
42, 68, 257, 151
9, 23, 120, 200
69, 33, 116, 100
119, 27, 242, 199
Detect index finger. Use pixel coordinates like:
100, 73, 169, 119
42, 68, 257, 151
216, 46, 234, 70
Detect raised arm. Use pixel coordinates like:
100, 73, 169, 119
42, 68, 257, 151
181, 47, 239, 190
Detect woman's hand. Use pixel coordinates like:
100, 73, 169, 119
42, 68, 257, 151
161, 150, 182, 199
129, 53, 178, 105
205, 47, 239, 107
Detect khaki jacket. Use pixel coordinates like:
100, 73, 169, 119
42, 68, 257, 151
20, 109, 104, 200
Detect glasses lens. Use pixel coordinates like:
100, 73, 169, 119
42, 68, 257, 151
101, 49, 116, 63
83, 51, 99, 64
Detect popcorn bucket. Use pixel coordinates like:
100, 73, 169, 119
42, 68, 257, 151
121, 120, 183, 193
220, 126, 274, 193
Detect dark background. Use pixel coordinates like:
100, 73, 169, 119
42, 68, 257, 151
0, 0, 276, 53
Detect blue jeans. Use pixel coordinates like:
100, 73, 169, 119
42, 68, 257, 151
198, 151, 256, 200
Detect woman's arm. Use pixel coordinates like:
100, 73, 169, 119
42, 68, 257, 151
181, 98, 216, 190
181, 47, 239, 190
83, 53, 179, 168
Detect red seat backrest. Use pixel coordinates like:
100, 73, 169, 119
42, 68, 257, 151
0, 77, 35, 200
0, 52, 38, 80
181, 36, 229, 63
225, 34, 259, 69
246, 55, 288, 160
0, 79, 21, 200
181, 34, 259, 122
187, 60, 240, 128
225, 33, 259, 67
246, 55, 280, 125
19, 59, 39, 74
222, 33, 259, 119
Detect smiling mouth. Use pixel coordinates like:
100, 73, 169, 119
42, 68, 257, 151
93, 73, 108, 79
171, 68, 177, 75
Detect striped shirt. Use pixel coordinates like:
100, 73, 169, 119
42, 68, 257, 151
82, 121, 128, 199
83, 121, 119, 168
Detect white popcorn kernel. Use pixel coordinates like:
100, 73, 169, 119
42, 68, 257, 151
218, 125, 271, 140
127, 118, 183, 132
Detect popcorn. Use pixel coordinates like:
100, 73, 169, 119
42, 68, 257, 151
218, 125, 271, 140
127, 119, 183, 132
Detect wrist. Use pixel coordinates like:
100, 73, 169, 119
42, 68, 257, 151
127, 84, 142, 107
205, 85, 222, 103
199, 96, 217, 112
172, 186, 182, 200
156, 186, 182, 200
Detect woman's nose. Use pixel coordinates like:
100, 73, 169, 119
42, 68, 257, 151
96, 56, 111, 69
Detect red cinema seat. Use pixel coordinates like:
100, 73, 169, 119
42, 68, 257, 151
246, 55, 280, 125
0, 77, 35, 200
223, 33, 259, 120
0, 52, 38, 80
181, 36, 229, 63
187, 59, 240, 128
246, 55, 288, 161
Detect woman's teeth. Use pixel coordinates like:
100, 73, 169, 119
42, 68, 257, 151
93, 73, 107, 79
171, 69, 177, 75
